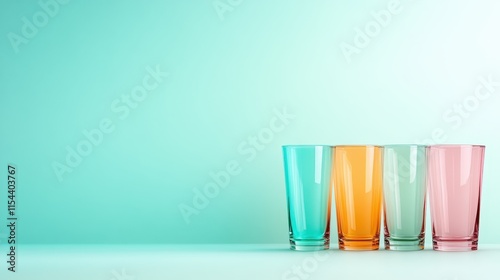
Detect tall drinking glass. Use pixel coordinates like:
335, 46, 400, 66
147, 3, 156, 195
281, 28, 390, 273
383, 145, 427, 250
333, 145, 383, 250
282, 145, 333, 251
427, 145, 485, 251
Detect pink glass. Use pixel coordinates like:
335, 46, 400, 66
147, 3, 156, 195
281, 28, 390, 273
427, 145, 485, 251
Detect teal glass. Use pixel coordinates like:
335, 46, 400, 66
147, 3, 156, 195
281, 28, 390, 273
282, 145, 333, 251
383, 145, 427, 250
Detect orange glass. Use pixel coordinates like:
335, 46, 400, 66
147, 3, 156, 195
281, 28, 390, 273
333, 145, 383, 250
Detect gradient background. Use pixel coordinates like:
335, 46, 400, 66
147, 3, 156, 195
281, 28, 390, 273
0, 0, 499, 249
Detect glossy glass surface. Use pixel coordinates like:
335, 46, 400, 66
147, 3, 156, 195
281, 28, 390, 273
333, 145, 383, 250
427, 145, 485, 251
383, 145, 427, 250
282, 145, 333, 251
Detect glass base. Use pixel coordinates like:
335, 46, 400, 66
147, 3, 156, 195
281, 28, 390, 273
338, 237, 379, 251
433, 239, 478, 251
290, 239, 329, 251
385, 237, 424, 251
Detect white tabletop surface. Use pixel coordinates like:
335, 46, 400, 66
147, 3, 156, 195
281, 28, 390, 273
1, 244, 498, 280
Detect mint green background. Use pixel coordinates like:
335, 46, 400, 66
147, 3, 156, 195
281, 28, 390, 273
0, 0, 499, 245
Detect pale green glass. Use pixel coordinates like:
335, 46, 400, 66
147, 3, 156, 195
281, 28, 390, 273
383, 145, 427, 250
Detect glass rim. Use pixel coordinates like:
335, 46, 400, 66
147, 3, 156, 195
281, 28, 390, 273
282, 145, 332, 148
384, 144, 428, 148
428, 144, 485, 148
333, 145, 383, 148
